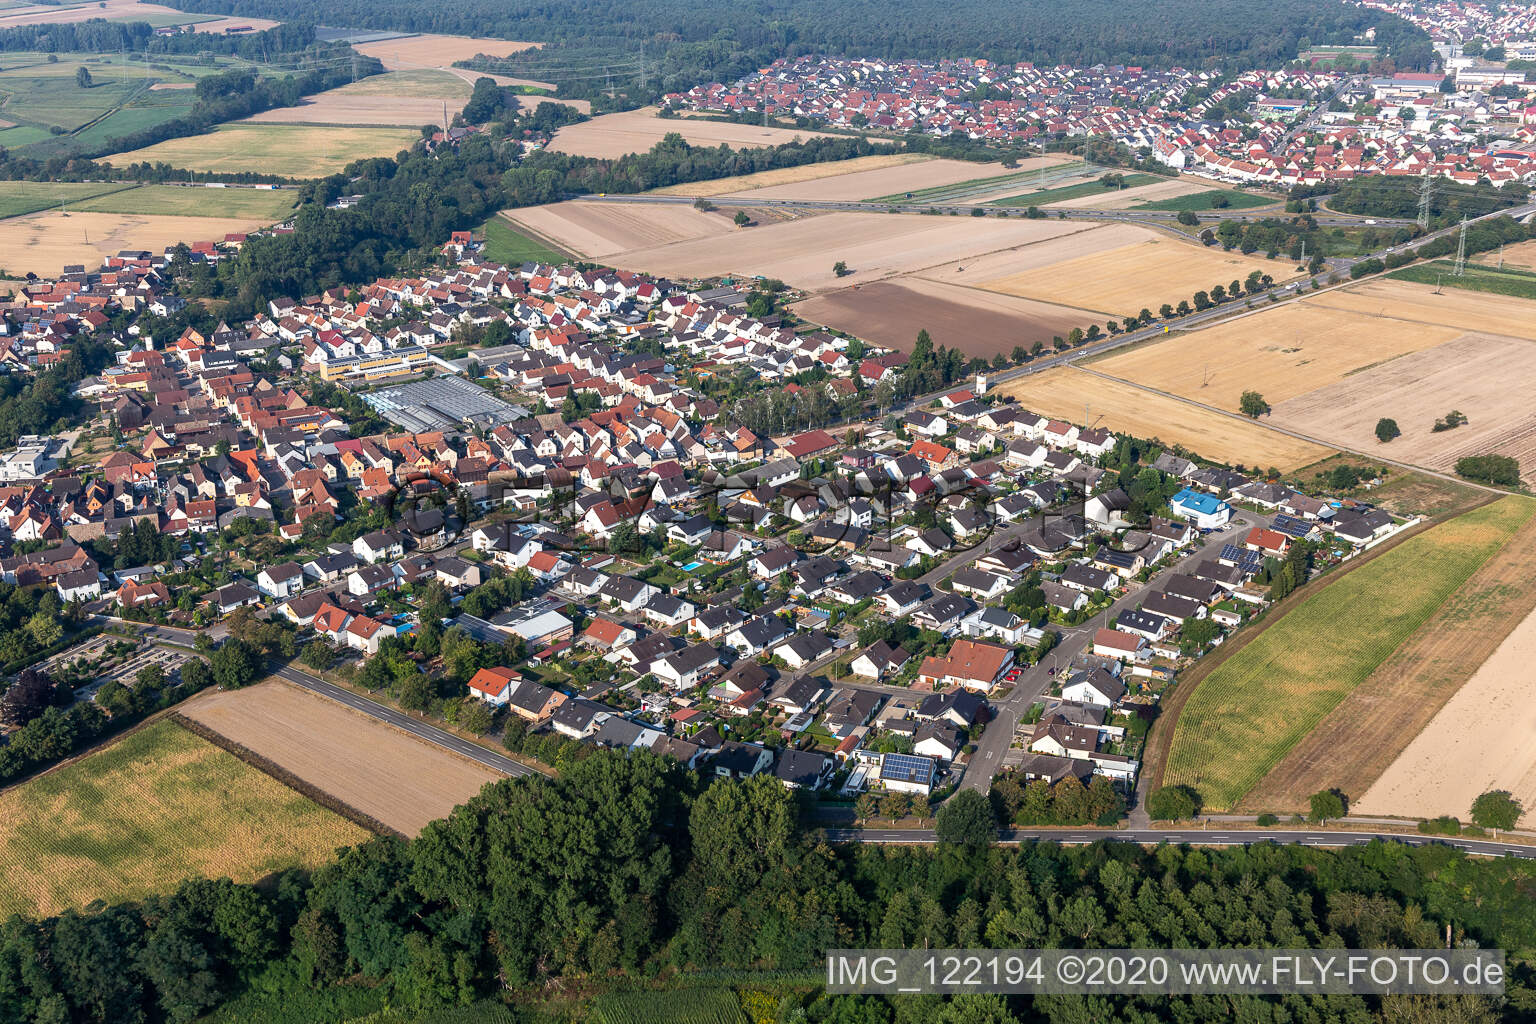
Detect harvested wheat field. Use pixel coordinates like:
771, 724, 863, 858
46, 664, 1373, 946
0, 0, 214, 26
548, 106, 843, 158
182, 680, 503, 836
0, 719, 366, 919
1270, 332, 1536, 482
1356, 583, 1536, 826
352, 33, 537, 70
610, 210, 1094, 293
246, 69, 471, 126
0, 210, 277, 277
1044, 177, 1213, 210
795, 278, 1087, 358
107, 124, 419, 178
1091, 298, 1461, 414
1487, 239, 1536, 272
653, 153, 935, 198
1245, 502, 1536, 813
188, 14, 282, 32
977, 233, 1290, 315
997, 367, 1332, 469
916, 221, 1147, 283
1309, 278, 1536, 341
505, 201, 732, 258
723, 154, 1073, 202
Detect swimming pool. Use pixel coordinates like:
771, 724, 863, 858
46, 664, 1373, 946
680, 561, 705, 572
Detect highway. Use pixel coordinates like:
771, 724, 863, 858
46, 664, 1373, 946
825, 827, 1536, 857
572, 190, 1410, 227
271, 662, 540, 779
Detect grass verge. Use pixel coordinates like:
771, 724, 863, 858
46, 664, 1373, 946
1133, 189, 1277, 212
1388, 259, 1536, 300
989, 172, 1163, 206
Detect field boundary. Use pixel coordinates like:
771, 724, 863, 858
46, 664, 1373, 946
1159, 495, 1531, 808
0, 697, 184, 796
496, 209, 576, 259
173, 712, 403, 839
1241, 505, 1536, 811
1141, 493, 1497, 798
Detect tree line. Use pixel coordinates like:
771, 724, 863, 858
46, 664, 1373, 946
4, 751, 1536, 1021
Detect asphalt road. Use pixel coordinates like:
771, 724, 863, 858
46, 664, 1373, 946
272, 663, 538, 778
825, 827, 1536, 857
958, 511, 1264, 794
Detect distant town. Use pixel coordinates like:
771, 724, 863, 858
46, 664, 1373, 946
666, 47, 1536, 188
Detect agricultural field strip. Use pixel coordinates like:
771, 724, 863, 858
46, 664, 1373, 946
1269, 332, 1536, 484
1242, 505, 1536, 811
1162, 496, 1536, 810
994, 366, 1332, 470
182, 679, 502, 836
0, 180, 136, 219
1355, 592, 1536, 823
0, 719, 365, 919
864, 158, 1088, 203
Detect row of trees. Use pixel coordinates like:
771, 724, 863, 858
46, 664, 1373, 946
7, 751, 1536, 1022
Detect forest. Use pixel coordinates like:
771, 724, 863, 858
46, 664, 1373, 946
156, 0, 1434, 103
2, 752, 1533, 1023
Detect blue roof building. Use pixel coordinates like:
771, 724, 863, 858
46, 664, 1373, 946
1170, 488, 1232, 529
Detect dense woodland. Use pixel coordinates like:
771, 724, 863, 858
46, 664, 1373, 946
0, 19, 316, 58
158, 0, 1433, 104
2, 753, 1534, 1023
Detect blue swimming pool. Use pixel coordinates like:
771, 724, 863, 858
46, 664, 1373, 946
680, 561, 705, 572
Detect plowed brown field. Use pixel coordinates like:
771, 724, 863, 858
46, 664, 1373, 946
182, 680, 502, 835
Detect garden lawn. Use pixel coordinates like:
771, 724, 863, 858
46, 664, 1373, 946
1163, 495, 1536, 810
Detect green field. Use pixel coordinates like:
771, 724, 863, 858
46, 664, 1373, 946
0, 180, 137, 218
1163, 496, 1536, 810
1388, 259, 1536, 301
73, 183, 299, 219
483, 213, 566, 263
0, 52, 233, 155
0, 57, 149, 133
0, 718, 368, 919
1134, 189, 1277, 212
593, 988, 747, 1024
864, 162, 1086, 204
990, 172, 1164, 206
